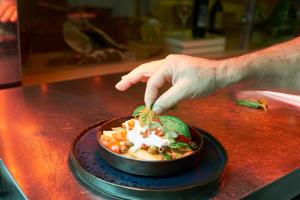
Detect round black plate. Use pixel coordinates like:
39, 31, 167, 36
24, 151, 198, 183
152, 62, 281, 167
69, 120, 228, 200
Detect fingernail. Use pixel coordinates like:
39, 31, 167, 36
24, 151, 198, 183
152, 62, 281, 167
152, 105, 163, 114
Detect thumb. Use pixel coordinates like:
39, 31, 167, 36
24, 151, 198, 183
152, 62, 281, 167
152, 80, 189, 114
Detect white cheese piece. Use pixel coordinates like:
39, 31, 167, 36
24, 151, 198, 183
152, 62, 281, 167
125, 119, 170, 152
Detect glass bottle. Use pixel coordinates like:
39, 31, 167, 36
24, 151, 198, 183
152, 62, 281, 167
209, 0, 223, 35
192, 0, 209, 38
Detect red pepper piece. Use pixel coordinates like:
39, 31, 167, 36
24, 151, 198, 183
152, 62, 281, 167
175, 135, 190, 143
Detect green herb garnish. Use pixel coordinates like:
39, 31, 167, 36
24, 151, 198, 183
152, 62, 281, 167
163, 130, 178, 139
132, 105, 191, 138
162, 153, 172, 160
132, 105, 146, 117
170, 142, 189, 149
149, 121, 162, 130
159, 115, 191, 138
139, 109, 157, 126
236, 99, 268, 112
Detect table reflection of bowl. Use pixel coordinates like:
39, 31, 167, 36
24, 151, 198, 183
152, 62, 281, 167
96, 116, 204, 176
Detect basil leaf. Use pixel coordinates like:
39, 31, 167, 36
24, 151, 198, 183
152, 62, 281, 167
139, 111, 152, 126
149, 121, 162, 130
162, 153, 172, 160
163, 130, 178, 143
164, 130, 178, 139
132, 105, 146, 117
170, 142, 189, 149
159, 115, 190, 138
236, 100, 262, 109
167, 138, 176, 143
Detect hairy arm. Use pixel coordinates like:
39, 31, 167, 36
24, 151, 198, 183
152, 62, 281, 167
217, 37, 300, 91
116, 37, 300, 113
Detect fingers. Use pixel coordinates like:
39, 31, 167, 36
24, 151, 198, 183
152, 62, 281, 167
1, 6, 15, 23
115, 71, 148, 91
0, 2, 16, 23
115, 60, 161, 91
144, 66, 171, 108
10, 11, 17, 22
0, 4, 9, 19
152, 80, 189, 114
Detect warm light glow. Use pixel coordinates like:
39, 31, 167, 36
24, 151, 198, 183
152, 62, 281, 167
0, 91, 26, 191
40, 83, 48, 93
0, 90, 70, 199
93, 76, 101, 84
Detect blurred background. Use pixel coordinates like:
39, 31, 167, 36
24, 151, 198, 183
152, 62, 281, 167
4, 0, 300, 86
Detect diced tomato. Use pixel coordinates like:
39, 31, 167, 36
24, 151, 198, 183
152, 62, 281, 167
112, 130, 127, 141
127, 119, 135, 130
171, 152, 177, 160
101, 140, 110, 147
153, 118, 161, 123
100, 135, 111, 147
141, 143, 149, 150
142, 130, 150, 138
155, 129, 164, 136
100, 135, 110, 141
110, 144, 120, 154
175, 135, 190, 143
119, 143, 127, 153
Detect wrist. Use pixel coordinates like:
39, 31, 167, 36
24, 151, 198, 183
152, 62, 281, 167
213, 59, 232, 89
214, 56, 251, 89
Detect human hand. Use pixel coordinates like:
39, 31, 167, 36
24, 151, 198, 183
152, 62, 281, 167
116, 54, 223, 114
0, 0, 17, 23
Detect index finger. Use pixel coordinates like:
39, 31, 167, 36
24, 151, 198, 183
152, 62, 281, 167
10, 11, 17, 22
1, 6, 15, 22
144, 63, 172, 108
115, 60, 162, 91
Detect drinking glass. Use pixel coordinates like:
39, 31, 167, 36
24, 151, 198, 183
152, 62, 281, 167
176, 0, 193, 39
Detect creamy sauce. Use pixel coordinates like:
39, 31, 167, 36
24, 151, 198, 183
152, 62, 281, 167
124, 119, 170, 152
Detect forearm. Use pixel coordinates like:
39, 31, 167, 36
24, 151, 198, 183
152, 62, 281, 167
216, 37, 300, 91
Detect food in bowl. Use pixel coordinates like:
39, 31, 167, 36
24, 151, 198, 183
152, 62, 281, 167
99, 105, 198, 161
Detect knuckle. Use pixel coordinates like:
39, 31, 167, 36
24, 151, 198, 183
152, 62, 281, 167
146, 76, 155, 86
137, 63, 147, 69
147, 73, 160, 86
165, 54, 177, 60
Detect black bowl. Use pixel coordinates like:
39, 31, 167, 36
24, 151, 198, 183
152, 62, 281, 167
96, 116, 204, 176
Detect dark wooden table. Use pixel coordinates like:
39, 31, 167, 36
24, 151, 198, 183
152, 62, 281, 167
0, 73, 299, 200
